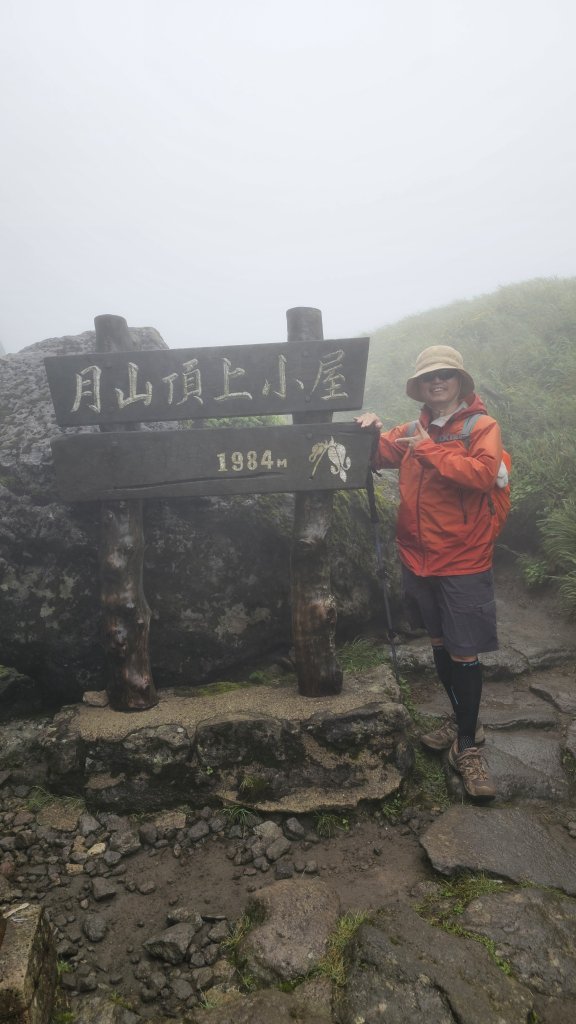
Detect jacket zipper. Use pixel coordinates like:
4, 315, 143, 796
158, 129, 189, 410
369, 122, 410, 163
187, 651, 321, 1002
416, 465, 426, 572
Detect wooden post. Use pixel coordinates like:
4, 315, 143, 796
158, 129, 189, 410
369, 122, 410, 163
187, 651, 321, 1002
288, 307, 343, 696
95, 314, 158, 711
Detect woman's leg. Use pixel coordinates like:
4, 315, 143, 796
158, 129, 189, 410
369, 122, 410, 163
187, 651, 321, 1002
449, 653, 483, 752
430, 636, 458, 711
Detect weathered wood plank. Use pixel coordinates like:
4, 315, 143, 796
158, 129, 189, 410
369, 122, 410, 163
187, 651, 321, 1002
44, 338, 369, 425
50, 423, 373, 501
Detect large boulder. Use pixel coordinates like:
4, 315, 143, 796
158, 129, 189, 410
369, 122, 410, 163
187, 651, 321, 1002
339, 902, 533, 1024
0, 330, 393, 706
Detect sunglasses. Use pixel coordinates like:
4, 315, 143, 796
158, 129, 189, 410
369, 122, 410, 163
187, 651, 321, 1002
419, 369, 457, 383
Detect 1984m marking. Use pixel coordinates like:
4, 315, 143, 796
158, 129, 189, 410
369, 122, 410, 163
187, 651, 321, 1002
216, 450, 288, 472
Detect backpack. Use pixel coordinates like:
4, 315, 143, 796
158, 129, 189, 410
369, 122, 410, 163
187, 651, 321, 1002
406, 412, 511, 536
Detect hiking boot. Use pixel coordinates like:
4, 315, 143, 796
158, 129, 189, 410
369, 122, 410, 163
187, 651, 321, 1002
420, 714, 485, 752
448, 741, 496, 800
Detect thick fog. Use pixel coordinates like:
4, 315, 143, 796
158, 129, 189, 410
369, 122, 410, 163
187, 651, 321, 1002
1, 0, 575, 353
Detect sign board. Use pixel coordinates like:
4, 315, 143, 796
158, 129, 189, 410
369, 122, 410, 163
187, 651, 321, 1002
50, 423, 373, 501
44, 339, 369, 426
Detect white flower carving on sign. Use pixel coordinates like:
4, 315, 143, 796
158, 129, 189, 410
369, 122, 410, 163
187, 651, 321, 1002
309, 437, 352, 482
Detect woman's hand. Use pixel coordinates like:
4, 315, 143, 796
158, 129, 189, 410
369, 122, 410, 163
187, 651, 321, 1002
355, 412, 383, 430
395, 420, 430, 449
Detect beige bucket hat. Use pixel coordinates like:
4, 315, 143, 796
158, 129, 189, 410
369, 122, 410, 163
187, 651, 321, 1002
406, 345, 475, 401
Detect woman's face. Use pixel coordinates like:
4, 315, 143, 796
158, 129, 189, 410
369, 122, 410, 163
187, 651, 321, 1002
418, 370, 462, 410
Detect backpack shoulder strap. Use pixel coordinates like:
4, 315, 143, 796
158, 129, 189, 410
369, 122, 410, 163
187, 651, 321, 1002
460, 412, 484, 438
435, 412, 485, 445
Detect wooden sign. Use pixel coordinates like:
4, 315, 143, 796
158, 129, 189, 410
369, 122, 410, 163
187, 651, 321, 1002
44, 338, 369, 426
50, 423, 373, 501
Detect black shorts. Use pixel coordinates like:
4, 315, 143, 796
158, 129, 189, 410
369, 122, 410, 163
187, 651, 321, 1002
401, 564, 498, 657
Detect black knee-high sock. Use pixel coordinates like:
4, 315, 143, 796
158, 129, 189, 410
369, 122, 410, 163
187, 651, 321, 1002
450, 659, 483, 751
432, 645, 457, 712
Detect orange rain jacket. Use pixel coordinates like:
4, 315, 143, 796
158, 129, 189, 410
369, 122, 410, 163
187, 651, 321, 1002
372, 394, 503, 577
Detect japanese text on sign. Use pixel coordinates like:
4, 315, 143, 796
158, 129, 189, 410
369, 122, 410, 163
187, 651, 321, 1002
70, 351, 349, 415
44, 338, 370, 426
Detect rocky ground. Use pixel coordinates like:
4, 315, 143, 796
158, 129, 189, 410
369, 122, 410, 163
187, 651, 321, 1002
1, 564, 576, 1024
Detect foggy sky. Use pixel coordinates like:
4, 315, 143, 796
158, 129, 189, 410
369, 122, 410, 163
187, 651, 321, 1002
1, 0, 575, 353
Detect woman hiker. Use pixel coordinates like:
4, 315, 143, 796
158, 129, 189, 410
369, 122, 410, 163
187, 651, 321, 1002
356, 345, 510, 800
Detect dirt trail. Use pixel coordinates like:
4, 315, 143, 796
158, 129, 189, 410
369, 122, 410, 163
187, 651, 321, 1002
1, 562, 574, 1020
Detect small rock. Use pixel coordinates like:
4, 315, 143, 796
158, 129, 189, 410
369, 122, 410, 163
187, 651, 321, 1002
203, 942, 221, 965
57, 939, 78, 957
76, 971, 98, 992
109, 830, 141, 857
275, 859, 294, 880
137, 879, 156, 895
254, 821, 283, 843
166, 907, 203, 929
65, 863, 84, 876
283, 817, 306, 840
144, 923, 199, 964
188, 947, 206, 967
13, 810, 35, 827
209, 816, 226, 833
207, 921, 229, 943
191, 966, 214, 991
266, 836, 292, 862
91, 877, 118, 902
188, 821, 210, 842
249, 839, 267, 858
82, 690, 109, 707
0, 859, 15, 880
171, 977, 194, 1000
87, 842, 107, 858
139, 823, 158, 845
148, 968, 168, 992
103, 814, 130, 832
234, 847, 254, 866
154, 809, 187, 833
79, 814, 101, 837
103, 851, 122, 867
82, 914, 109, 942
212, 958, 236, 985
133, 963, 150, 981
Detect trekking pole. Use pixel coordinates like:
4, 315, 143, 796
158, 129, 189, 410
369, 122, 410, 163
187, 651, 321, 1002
365, 460, 401, 683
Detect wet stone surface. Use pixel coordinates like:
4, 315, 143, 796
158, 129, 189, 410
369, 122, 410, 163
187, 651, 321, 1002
1, 612, 576, 1023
